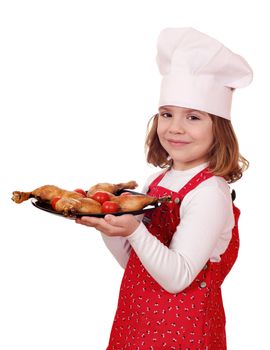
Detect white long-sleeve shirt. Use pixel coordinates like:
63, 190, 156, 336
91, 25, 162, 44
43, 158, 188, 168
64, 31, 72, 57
101, 163, 235, 294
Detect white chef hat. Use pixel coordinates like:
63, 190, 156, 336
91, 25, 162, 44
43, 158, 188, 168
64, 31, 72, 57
156, 27, 253, 119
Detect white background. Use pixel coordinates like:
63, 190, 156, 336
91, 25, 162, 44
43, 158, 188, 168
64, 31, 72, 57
0, 1, 269, 349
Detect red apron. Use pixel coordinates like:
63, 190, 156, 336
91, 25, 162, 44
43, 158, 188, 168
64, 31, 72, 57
107, 168, 240, 350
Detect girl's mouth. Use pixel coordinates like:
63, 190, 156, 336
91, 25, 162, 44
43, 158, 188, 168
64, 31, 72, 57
167, 139, 191, 146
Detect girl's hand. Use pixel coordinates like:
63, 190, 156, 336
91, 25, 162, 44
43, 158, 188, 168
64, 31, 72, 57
75, 214, 140, 237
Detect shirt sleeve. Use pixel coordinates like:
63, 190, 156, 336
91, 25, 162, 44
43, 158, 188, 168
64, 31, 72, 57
100, 234, 132, 269
127, 185, 234, 294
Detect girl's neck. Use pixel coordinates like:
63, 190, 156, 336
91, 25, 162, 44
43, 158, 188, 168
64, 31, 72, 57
171, 162, 208, 173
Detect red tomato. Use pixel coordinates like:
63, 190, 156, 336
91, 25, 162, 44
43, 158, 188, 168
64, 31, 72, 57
91, 191, 112, 204
102, 201, 120, 213
74, 188, 87, 197
51, 197, 61, 210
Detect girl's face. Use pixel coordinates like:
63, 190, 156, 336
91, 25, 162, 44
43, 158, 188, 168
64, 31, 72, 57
157, 105, 213, 170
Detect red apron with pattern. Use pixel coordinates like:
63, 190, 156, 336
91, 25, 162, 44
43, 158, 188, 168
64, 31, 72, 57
107, 168, 240, 350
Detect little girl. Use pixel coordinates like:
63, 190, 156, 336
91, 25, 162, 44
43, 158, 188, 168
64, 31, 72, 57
76, 28, 253, 349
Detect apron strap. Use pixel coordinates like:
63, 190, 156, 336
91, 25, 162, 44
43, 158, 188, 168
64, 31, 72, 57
177, 167, 214, 200
147, 170, 168, 192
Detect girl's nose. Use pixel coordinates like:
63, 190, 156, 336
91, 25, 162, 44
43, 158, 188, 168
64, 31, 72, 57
168, 117, 185, 134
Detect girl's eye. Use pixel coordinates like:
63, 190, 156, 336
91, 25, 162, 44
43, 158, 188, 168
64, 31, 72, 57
187, 114, 200, 120
160, 112, 172, 118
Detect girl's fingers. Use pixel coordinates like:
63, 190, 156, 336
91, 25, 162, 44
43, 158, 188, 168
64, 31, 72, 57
104, 214, 136, 227
76, 216, 120, 235
76, 214, 140, 237
76, 216, 106, 228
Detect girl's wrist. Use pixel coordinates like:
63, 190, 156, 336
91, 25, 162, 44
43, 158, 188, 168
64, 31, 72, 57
126, 221, 145, 240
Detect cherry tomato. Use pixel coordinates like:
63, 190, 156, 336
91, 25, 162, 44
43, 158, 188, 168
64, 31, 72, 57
51, 197, 61, 210
74, 188, 87, 197
91, 191, 112, 204
101, 201, 120, 213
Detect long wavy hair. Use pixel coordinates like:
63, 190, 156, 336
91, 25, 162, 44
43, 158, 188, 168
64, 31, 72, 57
145, 113, 249, 183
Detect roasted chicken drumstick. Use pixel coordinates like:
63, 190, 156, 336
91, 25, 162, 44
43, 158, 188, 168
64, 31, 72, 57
12, 185, 84, 204
87, 180, 138, 196
111, 194, 171, 211
54, 197, 102, 216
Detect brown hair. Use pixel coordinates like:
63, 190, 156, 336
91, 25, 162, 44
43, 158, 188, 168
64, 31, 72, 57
145, 113, 249, 183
